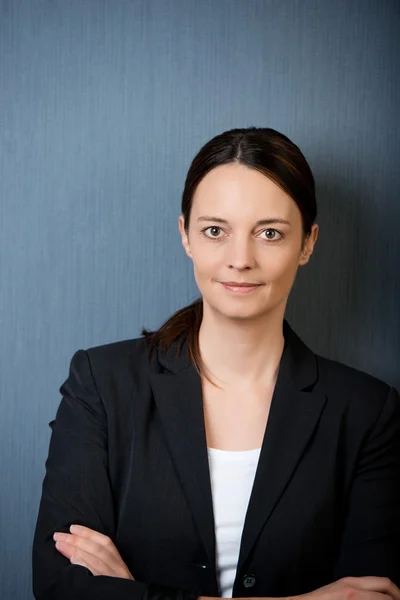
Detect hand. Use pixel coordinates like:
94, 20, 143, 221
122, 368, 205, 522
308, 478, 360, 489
53, 524, 135, 580
296, 576, 400, 600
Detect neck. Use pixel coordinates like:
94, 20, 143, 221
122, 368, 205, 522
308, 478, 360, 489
198, 301, 286, 387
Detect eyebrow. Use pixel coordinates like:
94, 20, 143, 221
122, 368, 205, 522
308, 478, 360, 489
197, 216, 291, 226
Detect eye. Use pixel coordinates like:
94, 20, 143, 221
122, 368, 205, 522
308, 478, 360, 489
261, 229, 282, 241
201, 226, 223, 239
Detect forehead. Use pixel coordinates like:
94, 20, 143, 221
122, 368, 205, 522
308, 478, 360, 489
191, 163, 298, 220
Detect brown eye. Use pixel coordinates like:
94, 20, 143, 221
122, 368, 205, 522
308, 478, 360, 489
203, 226, 222, 238
262, 229, 282, 241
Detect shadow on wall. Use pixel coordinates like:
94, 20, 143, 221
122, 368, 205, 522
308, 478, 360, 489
286, 169, 400, 389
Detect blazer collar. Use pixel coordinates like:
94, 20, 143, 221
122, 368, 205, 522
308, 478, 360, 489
149, 319, 325, 590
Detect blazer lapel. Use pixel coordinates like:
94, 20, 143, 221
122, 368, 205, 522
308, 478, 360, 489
236, 379, 327, 573
236, 322, 327, 573
149, 349, 216, 570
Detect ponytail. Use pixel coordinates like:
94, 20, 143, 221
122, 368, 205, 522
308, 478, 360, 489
141, 297, 206, 379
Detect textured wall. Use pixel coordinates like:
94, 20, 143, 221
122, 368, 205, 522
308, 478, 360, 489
0, 1, 399, 597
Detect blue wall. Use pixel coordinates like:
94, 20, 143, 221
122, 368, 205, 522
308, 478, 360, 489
1, 1, 399, 597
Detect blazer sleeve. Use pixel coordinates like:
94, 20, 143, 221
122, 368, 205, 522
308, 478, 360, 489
32, 349, 199, 600
333, 386, 400, 585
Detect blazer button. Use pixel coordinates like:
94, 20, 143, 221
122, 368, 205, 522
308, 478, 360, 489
242, 574, 256, 588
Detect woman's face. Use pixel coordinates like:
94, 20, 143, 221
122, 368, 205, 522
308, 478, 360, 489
178, 163, 318, 321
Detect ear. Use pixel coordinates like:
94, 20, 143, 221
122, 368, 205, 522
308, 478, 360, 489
178, 215, 193, 259
299, 223, 319, 266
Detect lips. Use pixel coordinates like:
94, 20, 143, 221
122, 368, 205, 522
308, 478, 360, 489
220, 282, 263, 294
221, 282, 263, 287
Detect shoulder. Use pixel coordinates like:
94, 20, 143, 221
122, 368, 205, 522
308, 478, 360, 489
60, 337, 157, 420
65, 336, 152, 392
316, 353, 391, 396
85, 336, 149, 364
84, 335, 151, 379
314, 353, 398, 426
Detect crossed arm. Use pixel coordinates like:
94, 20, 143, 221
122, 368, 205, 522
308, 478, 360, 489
32, 350, 400, 599
52, 524, 400, 600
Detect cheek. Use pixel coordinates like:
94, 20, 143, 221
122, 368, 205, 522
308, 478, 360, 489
260, 249, 299, 281
191, 248, 220, 278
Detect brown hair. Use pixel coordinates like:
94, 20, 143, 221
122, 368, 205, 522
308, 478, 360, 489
141, 127, 317, 384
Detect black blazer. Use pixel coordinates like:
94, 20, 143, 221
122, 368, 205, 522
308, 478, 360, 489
32, 321, 400, 600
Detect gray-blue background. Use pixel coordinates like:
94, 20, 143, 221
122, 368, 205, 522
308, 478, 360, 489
1, 1, 399, 597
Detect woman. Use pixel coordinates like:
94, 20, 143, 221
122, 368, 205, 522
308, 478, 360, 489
32, 127, 400, 600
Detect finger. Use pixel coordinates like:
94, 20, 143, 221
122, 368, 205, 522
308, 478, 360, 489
55, 533, 123, 572
55, 526, 118, 559
68, 526, 123, 563
55, 541, 107, 576
391, 584, 400, 600
360, 592, 397, 600
364, 593, 396, 600
69, 525, 112, 547
342, 577, 400, 600
55, 538, 126, 578
383, 582, 400, 600
55, 540, 75, 559
56, 533, 106, 557
384, 581, 400, 600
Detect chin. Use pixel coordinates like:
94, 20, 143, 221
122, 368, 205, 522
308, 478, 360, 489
213, 300, 268, 320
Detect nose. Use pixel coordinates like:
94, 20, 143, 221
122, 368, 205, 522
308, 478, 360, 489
226, 235, 256, 270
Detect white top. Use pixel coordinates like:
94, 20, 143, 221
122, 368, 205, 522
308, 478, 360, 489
207, 447, 261, 598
